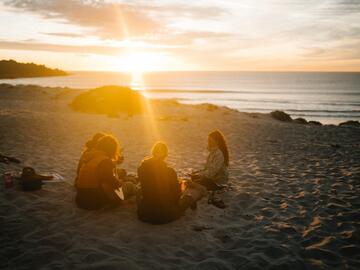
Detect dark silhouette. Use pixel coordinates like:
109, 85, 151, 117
339, 120, 360, 127
270, 110, 292, 122
0, 59, 67, 79
137, 142, 206, 224
75, 134, 136, 210
19, 167, 53, 191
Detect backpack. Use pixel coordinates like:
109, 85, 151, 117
19, 167, 46, 191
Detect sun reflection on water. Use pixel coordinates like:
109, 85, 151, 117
130, 71, 147, 92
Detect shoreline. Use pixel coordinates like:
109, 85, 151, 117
0, 83, 359, 126
1, 70, 359, 125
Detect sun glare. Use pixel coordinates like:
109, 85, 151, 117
130, 71, 146, 91
125, 58, 160, 141
118, 52, 165, 73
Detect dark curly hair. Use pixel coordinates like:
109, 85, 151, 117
85, 132, 106, 151
209, 130, 229, 166
96, 135, 120, 160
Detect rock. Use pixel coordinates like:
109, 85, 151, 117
308, 121, 322, 126
339, 120, 360, 127
270, 110, 292, 122
294, 117, 308, 124
203, 103, 218, 111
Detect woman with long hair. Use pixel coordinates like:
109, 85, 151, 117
191, 130, 229, 191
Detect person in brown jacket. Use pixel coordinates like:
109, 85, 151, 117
76, 135, 135, 210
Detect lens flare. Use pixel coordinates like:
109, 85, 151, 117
130, 72, 161, 141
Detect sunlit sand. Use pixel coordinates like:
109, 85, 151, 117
1, 84, 359, 269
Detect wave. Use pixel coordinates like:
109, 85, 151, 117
236, 107, 360, 114
176, 97, 360, 107
284, 109, 360, 113
145, 89, 360, 96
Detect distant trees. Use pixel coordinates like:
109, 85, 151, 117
0, 59, 67, 79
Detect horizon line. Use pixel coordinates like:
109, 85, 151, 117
66, 70, 360, 73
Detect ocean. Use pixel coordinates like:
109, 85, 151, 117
1, 71, 359, 124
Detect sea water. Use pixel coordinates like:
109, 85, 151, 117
1, 71, 359, 124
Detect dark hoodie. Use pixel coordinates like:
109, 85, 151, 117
137, 157, 181, 224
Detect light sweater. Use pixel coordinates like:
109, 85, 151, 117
200, 147, 229, 185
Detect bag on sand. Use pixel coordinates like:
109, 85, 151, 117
20, 167, 53, 191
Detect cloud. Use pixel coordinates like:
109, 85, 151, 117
303, 40, 360, 61
332, 0, 360, 14
4, 0, 161, 39
41, 32, 85, 38
0, 39, 180, 55
4, 0, 225, 41
1, 0, 360, 71
0, 40, 125, 55
138, 31, 233, 46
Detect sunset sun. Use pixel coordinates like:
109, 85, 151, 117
117, 51, 168, 72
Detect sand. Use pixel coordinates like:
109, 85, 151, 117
0, 84, 359, 270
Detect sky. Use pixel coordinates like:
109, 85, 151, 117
0, 0, 360, 72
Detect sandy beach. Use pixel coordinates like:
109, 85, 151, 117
1, 84, 359, 270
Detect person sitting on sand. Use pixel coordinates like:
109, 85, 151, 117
75, 132, 106, 187
76, 135, 136, 210
191, 130, 229, 190
137, 142, 207, 224
75, 132, 130, 186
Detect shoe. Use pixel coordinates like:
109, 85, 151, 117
190, 202, 197, 210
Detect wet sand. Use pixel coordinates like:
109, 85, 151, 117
1, 84, 359, 269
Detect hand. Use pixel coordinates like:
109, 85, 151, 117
116, 155, 124, 164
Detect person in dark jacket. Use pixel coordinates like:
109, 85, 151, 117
137, 142, 206, 224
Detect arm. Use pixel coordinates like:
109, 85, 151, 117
97, 159, 121, 189
76, 159, 82, 178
